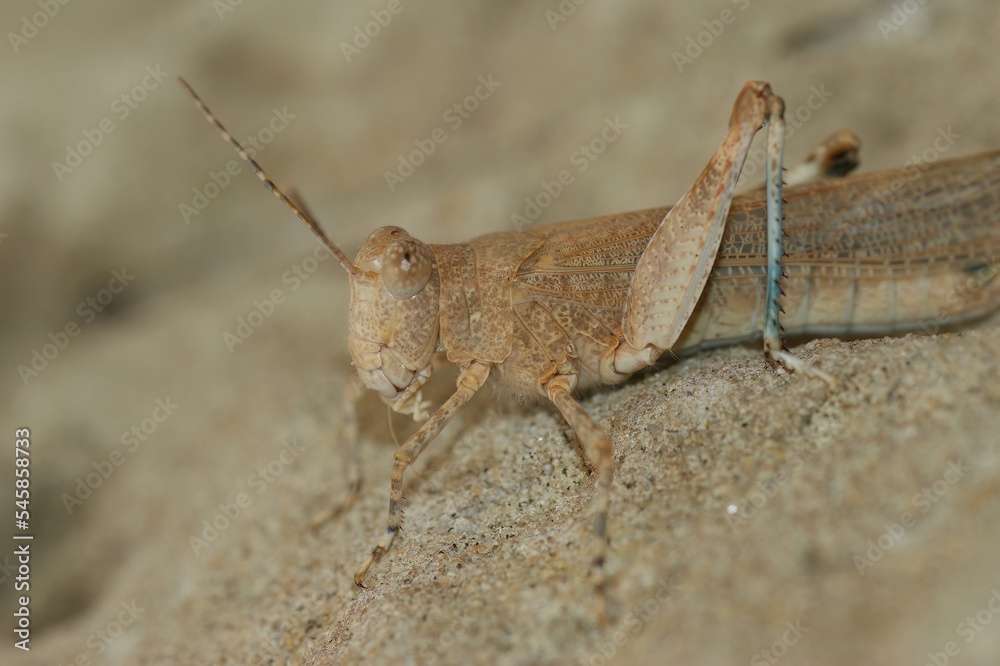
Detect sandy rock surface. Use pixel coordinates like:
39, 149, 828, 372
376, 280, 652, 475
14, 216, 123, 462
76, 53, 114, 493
2, 1, 999, 664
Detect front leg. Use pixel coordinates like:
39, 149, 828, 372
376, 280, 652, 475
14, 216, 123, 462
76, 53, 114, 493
545, 374, 614, 623
354, 361, 491, 587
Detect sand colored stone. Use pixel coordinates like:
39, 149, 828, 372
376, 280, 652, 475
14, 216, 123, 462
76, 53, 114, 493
2, 1, 1000, 664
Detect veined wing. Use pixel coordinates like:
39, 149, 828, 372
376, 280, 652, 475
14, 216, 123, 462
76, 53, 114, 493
717, 149, 1000, 280
511, 149, 1000, 364
513, 208, 662, 312
518, 149, 1000, 301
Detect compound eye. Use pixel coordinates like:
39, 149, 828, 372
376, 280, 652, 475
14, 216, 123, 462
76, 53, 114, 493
366, 226, 405, 243
382, 239, 433, 299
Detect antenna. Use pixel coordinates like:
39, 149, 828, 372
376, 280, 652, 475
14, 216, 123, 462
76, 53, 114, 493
177, 76, 361, 277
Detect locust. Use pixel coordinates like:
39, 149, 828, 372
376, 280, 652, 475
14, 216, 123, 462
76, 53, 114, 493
179, 78, 1000, 605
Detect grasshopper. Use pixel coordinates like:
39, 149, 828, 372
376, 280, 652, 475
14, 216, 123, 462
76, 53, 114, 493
179, 78, 1000, 601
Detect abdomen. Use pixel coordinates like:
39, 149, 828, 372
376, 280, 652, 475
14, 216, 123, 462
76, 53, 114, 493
677, 150, 1000, 350
503, 150, 1000, 393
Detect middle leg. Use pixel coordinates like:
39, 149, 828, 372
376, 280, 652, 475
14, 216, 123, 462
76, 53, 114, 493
545, 374, 614, 621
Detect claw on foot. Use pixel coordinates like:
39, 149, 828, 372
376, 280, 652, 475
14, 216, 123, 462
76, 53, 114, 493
770, 348, 839, 389
354, 547, 382, 588
355, 532, 395, 588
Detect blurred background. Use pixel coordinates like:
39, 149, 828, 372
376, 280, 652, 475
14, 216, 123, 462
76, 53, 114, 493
2, 1, 1000, 664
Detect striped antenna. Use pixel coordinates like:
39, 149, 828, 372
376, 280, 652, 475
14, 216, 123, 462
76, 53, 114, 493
177, 76, 361, 277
